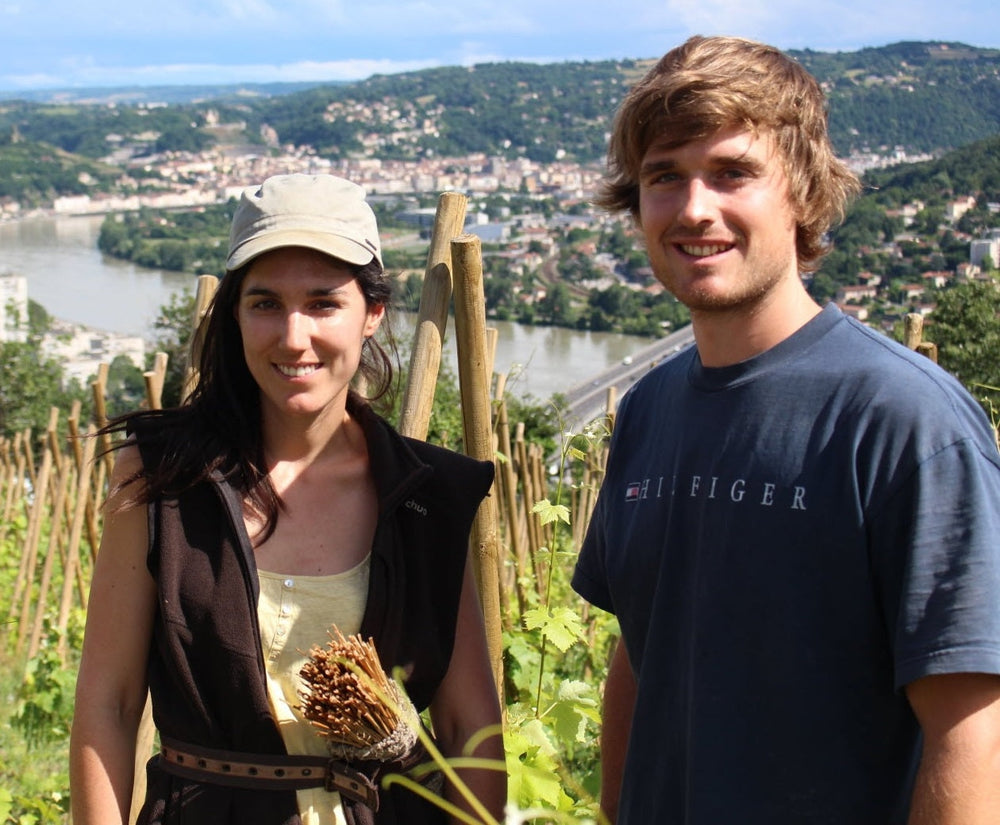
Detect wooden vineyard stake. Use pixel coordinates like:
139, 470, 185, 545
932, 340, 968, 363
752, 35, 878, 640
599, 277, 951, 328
398, 192, 467, 440
493, 374, 527, 620
182, 274, 219, 403
144, 351, 169, 410
451, 233, 504, 700
92, 361, 116, 486
58, 425, 98, 655
14, 409, 58, 654
904, 312, 938, 363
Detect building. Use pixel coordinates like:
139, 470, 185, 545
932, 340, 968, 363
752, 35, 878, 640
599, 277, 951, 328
0, 272, 29, 342
970, 233, 1000, 270
41, 320, 145, 387
946, 196, 976, 222
835, 283, 878, 303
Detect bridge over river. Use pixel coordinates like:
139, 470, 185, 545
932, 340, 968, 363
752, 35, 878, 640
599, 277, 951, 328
559, 324, 697, 430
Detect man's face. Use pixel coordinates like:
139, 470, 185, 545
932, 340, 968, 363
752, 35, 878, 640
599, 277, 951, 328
636, 126, 800, 313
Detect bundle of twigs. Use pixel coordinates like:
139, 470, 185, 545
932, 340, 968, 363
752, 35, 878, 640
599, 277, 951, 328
298, 628, 417, 761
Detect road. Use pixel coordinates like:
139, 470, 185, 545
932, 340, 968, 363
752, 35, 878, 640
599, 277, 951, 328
560, 324, 696, 429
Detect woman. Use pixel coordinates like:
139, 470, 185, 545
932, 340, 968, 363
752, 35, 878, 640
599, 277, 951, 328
70, 174, 505, 825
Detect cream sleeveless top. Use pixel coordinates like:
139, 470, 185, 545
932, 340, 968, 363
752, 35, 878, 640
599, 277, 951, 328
257, 556, 371, 825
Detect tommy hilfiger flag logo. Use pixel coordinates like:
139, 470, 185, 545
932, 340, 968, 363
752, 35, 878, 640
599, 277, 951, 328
625, 482, 642, 502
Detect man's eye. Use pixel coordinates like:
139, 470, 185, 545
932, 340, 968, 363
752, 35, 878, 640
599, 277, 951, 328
647, 172, 679, 185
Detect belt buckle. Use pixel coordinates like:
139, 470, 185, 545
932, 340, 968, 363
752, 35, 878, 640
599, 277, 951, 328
325, 759, 379, 810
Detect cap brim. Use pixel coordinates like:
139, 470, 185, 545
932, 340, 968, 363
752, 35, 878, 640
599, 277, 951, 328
226, 228, 378, 272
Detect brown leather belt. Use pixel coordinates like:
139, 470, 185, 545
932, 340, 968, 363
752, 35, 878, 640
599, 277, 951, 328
158, 737, 379, 809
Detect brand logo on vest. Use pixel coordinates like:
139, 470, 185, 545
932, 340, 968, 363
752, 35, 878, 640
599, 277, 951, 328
405, 498, 428, 516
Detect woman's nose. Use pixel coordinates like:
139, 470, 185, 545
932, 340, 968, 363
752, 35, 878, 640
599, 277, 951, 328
279, 311, 310, 349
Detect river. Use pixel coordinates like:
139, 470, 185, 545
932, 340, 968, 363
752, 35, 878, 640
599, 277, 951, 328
0, 214, 647, 400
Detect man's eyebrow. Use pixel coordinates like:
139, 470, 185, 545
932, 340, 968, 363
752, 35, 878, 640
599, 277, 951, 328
716, 153, 766, 170
639, 158, 678, 177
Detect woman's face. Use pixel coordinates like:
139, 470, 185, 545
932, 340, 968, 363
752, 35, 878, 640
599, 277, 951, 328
236, 246, 384, 427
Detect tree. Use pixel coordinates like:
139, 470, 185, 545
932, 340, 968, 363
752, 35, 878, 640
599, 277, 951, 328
0, 339, 87, 444
150, 289, 197, 409
927, 281, 1000, 406
105, 354, 147, 419
537, 283, 577, 327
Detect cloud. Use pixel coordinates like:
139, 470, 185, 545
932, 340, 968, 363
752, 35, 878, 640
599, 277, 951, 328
0, 57, 447, 90
0, 0, 997, 91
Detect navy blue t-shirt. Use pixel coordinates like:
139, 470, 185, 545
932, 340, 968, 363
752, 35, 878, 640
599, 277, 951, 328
573, 304, 1000, 824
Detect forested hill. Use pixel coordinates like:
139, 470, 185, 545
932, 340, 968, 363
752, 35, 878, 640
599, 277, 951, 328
794, 42, 1000, 155
1, 41, 998, 168
863, 133, 1000, 204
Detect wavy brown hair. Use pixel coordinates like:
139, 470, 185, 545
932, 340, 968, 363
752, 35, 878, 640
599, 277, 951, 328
598, 35, 861, 273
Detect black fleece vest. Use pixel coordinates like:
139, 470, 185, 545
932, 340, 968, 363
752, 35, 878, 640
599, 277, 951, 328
129, 405, 494, 825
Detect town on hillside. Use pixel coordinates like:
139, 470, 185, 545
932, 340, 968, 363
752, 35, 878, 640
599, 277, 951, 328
6, 135, 998, 333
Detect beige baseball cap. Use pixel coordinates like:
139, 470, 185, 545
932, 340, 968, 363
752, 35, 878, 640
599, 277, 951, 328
226, 174, 383, 272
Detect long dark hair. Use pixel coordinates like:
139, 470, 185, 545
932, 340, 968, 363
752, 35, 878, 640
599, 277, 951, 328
104, 255, 396, 541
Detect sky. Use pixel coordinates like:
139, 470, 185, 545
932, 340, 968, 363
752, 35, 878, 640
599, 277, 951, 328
1, 0, 999, 93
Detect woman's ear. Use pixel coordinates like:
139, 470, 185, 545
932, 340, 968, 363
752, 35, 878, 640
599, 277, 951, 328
364, 303, 386, 338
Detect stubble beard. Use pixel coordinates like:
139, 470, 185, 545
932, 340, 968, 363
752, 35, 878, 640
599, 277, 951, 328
653, 236, 799, 317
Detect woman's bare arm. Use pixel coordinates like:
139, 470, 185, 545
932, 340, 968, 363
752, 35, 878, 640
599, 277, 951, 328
70, 444, 157, 825
429, 563, 506, 824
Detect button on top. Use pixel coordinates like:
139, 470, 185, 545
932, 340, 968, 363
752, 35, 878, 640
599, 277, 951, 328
284, 578, 294, 588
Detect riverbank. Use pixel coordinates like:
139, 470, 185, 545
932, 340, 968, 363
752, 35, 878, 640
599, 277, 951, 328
1, 215, 651, 400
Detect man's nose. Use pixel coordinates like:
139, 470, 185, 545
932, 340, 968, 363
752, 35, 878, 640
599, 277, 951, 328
677, 177, 716, 226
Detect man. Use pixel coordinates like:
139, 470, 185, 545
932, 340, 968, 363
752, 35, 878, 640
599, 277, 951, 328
572, 35, 1000, 824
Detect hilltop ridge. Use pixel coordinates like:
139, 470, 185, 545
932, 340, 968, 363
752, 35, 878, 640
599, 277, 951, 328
1, 40, 998, 175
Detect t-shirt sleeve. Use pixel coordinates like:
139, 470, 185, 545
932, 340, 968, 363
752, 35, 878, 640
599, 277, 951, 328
872, 437, 1000, 689
572, 486, 615, 614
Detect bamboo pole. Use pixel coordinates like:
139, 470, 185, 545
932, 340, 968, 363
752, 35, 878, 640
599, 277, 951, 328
903, 313, 924, 350
92, 362, 115, 480
22, 427, 37, 492
72, 411, 102, 568
58, 427, 97, 658
10, 435, 27, 527
66, 413, 97, 613
515, 422, 542, 593
182, 274, 219, 403
144, 351, 169, 411
529, 443, 551, 547
450, 233, 504, 701
0, 434, 19, 538
398, 192, 467, 440
510, 421, 531, 580
14, 411, 58, 653
904, 311, 939, 363
605, 385, 619, 432
26, 436, 74, 660
493, 376, 527, 619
